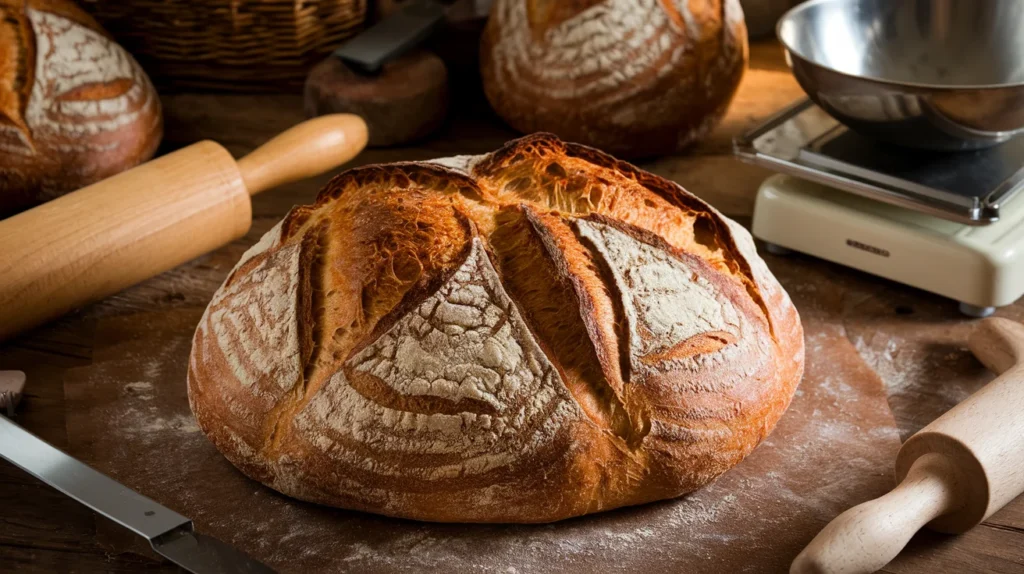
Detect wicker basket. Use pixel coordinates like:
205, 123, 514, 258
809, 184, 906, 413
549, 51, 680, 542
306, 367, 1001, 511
80, 0, 368, 91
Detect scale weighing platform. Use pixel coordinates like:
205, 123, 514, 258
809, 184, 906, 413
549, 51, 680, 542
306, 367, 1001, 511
735, 100, 1024, 317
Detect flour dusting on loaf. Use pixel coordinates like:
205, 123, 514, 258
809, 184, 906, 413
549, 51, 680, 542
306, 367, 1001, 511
0, 0, 161, 211
576, 218, 744, 371
28, 10, 140, 137
493, 0, 687, 99
425, 154, 482, 176
289, 239, 582, 499
481, 0, 747, 158
203, 243, 302, 392
345, 239, 570, 414
189, 133, 804, 523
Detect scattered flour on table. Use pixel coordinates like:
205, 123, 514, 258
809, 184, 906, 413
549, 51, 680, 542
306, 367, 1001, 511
123, 381, 154, 400
116, 406, 200, 436
851, 334, 921, 394
851, 332, 973, 406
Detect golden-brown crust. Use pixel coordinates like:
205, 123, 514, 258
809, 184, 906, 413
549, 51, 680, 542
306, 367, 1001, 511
188, 133, 804, 523
0, 0, 161, 214
480, 0, 748, 159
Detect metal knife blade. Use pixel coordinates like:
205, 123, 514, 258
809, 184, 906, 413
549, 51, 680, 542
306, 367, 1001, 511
334, 0, 448, 74
0, 412, 274, 573
333, 0, 492, 74
153, 526, 276, 574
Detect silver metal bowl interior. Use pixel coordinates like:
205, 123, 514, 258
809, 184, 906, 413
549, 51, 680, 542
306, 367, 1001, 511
778, 0, 1024, 150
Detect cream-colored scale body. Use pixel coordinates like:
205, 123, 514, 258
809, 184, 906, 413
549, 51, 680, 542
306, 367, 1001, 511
753, 174, 1024, 317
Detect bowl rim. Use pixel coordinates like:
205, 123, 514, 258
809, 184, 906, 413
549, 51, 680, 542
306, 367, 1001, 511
776, 0, 1024, 91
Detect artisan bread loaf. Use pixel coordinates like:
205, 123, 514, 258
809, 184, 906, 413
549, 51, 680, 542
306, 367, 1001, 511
0, 0, 161, 214
188, 133, 804, 523
480, 0, 748, 158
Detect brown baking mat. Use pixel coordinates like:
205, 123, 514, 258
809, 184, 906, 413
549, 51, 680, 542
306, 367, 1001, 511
64, 270, 901, 573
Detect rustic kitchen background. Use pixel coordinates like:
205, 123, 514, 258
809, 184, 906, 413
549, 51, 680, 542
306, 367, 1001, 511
1, 0, 1023, 572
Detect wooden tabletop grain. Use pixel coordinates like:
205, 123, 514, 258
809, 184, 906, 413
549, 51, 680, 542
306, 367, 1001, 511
2, 41, 1023, 573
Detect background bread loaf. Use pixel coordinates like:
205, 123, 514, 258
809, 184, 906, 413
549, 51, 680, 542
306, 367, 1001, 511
480, 0, 748, 159
0, 0, 161, 214
187, 133, 804, 523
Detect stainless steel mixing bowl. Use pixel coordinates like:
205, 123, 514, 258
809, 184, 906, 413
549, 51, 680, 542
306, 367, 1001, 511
778, 0, 1024, 150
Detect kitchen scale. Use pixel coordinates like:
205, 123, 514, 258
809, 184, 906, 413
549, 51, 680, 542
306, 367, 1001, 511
735, 100, 1024, 318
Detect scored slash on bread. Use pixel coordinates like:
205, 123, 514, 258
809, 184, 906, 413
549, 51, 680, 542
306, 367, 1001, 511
188, 133, 804, 523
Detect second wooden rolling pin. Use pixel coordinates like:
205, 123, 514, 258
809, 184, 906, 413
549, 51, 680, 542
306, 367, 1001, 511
0, 114, 368, 342
791, 316, 1024, 574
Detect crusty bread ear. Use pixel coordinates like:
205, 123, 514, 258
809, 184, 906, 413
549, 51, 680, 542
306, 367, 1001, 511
480, 0, 747, 159
188, 133, 804, 523
0, 0, 161, 214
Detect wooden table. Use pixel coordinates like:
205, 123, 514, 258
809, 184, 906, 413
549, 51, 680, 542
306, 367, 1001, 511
2, 41, 1023, 573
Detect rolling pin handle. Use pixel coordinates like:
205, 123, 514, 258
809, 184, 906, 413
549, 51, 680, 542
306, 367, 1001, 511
237, 114, 369, 196
790, 453, 960, 574
0, 114, 369, 342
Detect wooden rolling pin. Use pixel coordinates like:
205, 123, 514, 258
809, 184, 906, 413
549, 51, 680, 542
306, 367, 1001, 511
0, 114, 368, 342
791, 317, 1024, 574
